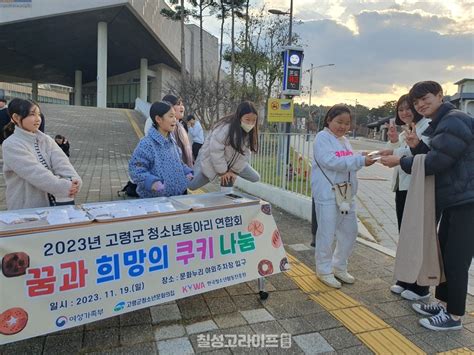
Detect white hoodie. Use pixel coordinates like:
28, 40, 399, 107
311, 128, 365, 205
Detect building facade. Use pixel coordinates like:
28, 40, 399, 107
0, 0, 218, 108
449, 78, 474, 116
0, 83, 71, 105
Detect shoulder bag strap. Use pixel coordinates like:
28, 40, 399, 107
315, 159, 351, 185
314, 159, 334, 185
33, 138, 57, 206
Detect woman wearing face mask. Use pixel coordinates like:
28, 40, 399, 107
188, 101, 260, 190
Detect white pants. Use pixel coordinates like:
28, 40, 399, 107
314, 202, 358, 275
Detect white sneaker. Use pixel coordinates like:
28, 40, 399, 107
334, 270, 355, 284
318, 274, 342, 289
390, 284, 405, 294
419, 309, 462, 331
401, 289, 430, 301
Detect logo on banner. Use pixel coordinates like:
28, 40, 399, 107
55, 316, 67, 328
113, 301, 126, 312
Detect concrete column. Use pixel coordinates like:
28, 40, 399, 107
140, 58, 148, 102
32, 81, 38, 101
74, 70, 82, 106
97, 21, 108, 108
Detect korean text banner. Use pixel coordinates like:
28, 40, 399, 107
0, 203, 288, 344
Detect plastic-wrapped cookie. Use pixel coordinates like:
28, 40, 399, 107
0, 307, 28, 335
2, 252, 30, 277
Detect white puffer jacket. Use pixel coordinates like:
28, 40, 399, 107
194, 122, 251, 180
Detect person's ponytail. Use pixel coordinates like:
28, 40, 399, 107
3, 121, 15, 140
2, 98, 38, 141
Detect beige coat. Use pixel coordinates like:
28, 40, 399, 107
2, 128, 82, 210
394, 154, 444, 286
195, 122, 250, 180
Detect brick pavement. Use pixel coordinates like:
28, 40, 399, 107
0, 106, 473, 353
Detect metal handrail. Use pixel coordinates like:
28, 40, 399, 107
250, 132, 315, 197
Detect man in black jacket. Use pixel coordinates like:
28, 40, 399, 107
382, 81, 474, 331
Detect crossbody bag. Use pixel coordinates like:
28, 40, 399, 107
314, 159, 352, 214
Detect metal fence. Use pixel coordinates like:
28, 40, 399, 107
250, 133, 316, 197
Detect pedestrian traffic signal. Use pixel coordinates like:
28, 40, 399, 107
282, 46, 304, 96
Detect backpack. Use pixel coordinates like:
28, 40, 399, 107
118, 181, 139, 198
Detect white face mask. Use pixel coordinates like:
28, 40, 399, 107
241, 122, 255, 133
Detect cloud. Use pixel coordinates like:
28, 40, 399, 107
197, 0, 473, 107
294, 8, 473, 106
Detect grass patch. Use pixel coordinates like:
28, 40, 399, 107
253, 143, 313, 197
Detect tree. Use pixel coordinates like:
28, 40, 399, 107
161, 0, 192, 82
260, 16, 301, 128
223, 10, 267, 102
369, 100, 397, 119
164, 75, 236, 129
213, 1, 231, 118
224, 0, 246, 88
222, 10, 301, 127
241, 0, 250, 91
189, 0, 218, 121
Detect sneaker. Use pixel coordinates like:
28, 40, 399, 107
412, 302, 446, 316
334, 270, 355, 284
390, 284, 405, 294
318, 274, 342, 288
419, 310, 462, 331
401, 289, 430, 301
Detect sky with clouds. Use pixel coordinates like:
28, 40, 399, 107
199, 0, 474, 108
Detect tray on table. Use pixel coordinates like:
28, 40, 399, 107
0, 205, 93, 237
81, 197, 191, 223
170, 191, 260, 212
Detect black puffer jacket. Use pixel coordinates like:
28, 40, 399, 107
400, 102, 474, 212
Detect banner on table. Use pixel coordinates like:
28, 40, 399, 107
0, 203, 288, 344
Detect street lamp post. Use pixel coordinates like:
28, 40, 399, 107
268, 0, 294, 181
304, 63, 335, 133
353, 98, 358, 138
268, 0, 293, 45
289, 0, 293, 45
269, 0, 293, 136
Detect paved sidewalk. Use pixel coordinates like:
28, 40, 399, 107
0, 105, 473, 354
